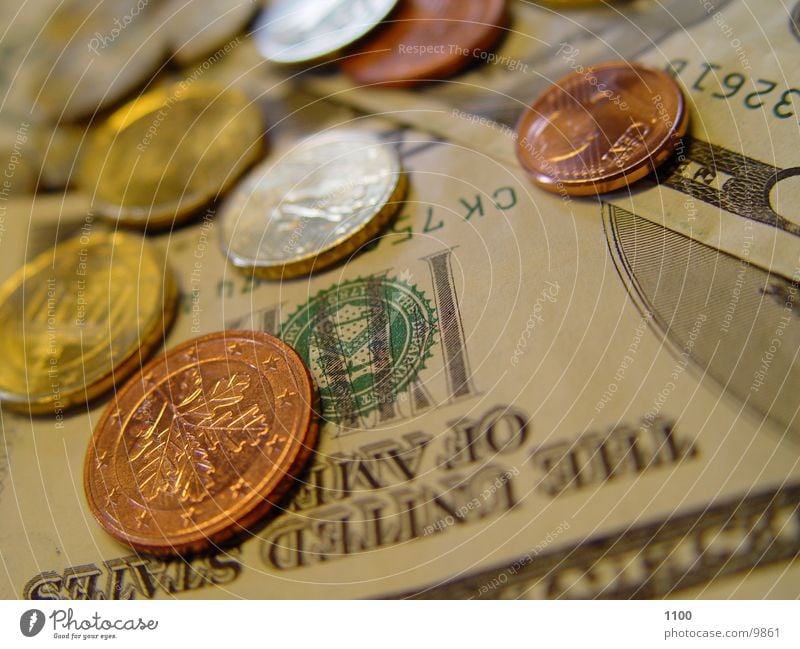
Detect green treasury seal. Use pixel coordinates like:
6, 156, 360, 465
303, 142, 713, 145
281, 275, 437, 428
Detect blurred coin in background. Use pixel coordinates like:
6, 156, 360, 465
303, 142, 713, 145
342, 0, 508, 87
79, 81, 264, 228
161, 0, 261, 65
254, 0, 399, 65
28, 0, 166, 122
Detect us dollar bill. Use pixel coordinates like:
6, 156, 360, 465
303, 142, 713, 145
301, 0, 800, 285
2, 1, 800, 600
3, 107, 799, 599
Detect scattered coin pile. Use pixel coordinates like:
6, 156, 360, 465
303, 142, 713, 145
1, 0, 689, 555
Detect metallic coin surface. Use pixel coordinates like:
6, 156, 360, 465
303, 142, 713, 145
220, 129, 406, 278
515, 61, 689, 196
84, 330, 318, 555
0, 231, 176, 414
254, 0, 399, 64
540, 0, 609, 6
341, 0, 508, 87
80, 82, 264, 228
35, 122, 88, 190
162, 0, 259, 64
29, 0, 165, 121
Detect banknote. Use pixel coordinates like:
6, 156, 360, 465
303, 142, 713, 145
1, 0, 799, 601
301, 0, 800, 286
3, 110, 799, 599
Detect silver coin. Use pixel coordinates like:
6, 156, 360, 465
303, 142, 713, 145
253, 0, 398, 65
219, 129, 405, 278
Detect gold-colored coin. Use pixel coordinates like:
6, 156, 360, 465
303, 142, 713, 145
0, 230, 177, 414
79, 82, 265, 228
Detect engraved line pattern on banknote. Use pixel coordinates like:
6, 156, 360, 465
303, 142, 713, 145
401, 483, 800, 599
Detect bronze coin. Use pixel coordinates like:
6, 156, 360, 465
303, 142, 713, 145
341, 0, 508, 87
84, 330, 318, 556
515, 61, 689, 196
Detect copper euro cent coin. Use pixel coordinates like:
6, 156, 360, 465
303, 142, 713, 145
515, 61, 689, 196
84, 330, 318, 555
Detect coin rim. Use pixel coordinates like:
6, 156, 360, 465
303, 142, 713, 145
221, 131, 408, 279
515, 61, 689, 196
0, 231, 177, 414
80, 82, 265, 228
255, 0, 400, 65
84, 329, 319, 555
